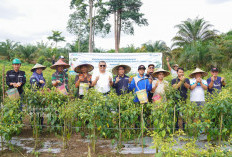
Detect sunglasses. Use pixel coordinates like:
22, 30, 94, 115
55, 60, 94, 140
100, 65, 106, 67
149, 67, 155, 69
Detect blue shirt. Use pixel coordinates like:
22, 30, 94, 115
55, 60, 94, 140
128, 74, 152, 103
207, 76, 224, 94
113, 75, 129, 95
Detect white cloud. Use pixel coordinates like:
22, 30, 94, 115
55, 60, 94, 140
0, 0, 232, 50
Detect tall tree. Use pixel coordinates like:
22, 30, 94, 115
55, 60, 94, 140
47, 30, 65, 47
0, 39, 19, 61
172, 17, 217, 47
107, 0, 148, 53
69, 0, 110, 52
17, 44, 38, 63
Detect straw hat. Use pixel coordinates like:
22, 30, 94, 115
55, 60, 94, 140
112, 65, 131, 75
31, 63, 46, 72
189, 68, 208, 78
50, 59, 70, 69
152, 68, 170, 78
74, 64, 94, 73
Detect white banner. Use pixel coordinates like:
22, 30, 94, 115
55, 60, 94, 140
69, 53, 162, 75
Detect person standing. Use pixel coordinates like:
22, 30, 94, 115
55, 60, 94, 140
171, 67, 190, 130
146, 64, 156, 102
112, 65, 131, 95
6, 58, 26, 110
166, 57, 178, 78
92, 61, 113, 95
207, 67, 226, 95
189, 68, 208, 106
74, 64, 94, 99
30, 63, 46, 90
128, 65, 152, 103
151, 68, 170, 103
51, 59, 70, 94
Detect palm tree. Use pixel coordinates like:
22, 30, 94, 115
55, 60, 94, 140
172, 17, 217, 47
142, 40, 170, 53
17, 44, 38, 63
47, 30, 65, 47
0, 39, 19, 61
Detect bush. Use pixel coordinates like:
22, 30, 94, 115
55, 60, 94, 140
37, 56, 46, 64
43, 61, 52, 67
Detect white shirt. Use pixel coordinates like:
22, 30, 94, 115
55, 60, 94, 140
92, 71, 113, 93
152, 80, 169, 96
190, 78, 208, 102
171, 68, 178, 78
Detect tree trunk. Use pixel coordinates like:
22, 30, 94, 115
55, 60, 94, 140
117, 10, 121, 52
88, 0, 93, 53
114, 12, 119, 53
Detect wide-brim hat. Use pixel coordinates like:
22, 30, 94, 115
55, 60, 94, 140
31, 63, 46, 72
50, 59, 70, 69
189, 68, 208, 78
152, 68, 170, 78
74, 64, 94, 73
112, 65, 131, 75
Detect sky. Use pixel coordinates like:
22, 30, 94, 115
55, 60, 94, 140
0, 0, 232, 50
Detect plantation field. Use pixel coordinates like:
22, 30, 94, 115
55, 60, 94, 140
0, 60, 232, 156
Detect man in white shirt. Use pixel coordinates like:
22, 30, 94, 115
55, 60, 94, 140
92, 61, 113, 95
166, 57, 178, 78
189, 68, 208, 106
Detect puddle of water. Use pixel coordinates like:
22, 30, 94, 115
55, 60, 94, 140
0, 137, 61, 154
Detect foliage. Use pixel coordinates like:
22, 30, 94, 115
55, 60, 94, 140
47, 30, 65, 47
172, 17, 217, 47
0, 39, 19, 61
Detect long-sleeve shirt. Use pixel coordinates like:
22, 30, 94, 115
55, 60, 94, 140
6, 70, 26, 95
113, 75, 129, 95
128, 74, 152, 103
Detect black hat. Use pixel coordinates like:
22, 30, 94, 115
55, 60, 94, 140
211, 67, 219, 72
138, 65, 146, 70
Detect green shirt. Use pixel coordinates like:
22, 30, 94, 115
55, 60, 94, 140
52, 71, 69, 91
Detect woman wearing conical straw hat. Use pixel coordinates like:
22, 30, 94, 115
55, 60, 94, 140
189, 68, 208, 106
74, 64, 94, 99
51, 59, 70, 93
151, 68, 170, 103
30, 63, 46, 89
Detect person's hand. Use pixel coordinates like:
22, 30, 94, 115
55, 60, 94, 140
39, 80, 45, 84
196, 78, 201, 83
109, 76, 113, 83
12, 83, 18, 88
115, 76, 120, 83
149, 78, 152, 84
180, 76, 185, 82
166, 57, 169, 62
155, 81, 159, 88
56, 80, 61, 83
17, 82, 22, 87
129, 76, 133, 83
211, 76, 215, 82
221, 77, 225, 82
95, 76, 100, 82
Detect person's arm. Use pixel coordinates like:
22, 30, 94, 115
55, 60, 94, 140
128, 77, 135, 91
166, 57, 172, 72
151, 80, 158, 93
109, 75, 113, 87
200, 80, 208, 90
208, 77, 214, 89
21, 72, 26, 87
183, 79, 190, 89
52, 74, 60, 87
147, 78, 152, 92
172, 79, 183, 89
113, 76, 119, 88
91, 74, 99, 87
75, 75, 80, 88
221, 77, 226, 86
6, 71, 13, 87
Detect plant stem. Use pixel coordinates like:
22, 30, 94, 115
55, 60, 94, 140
118, 102, 122, 149
219, 113, 223, 146
141, 103, 144, 153
173, 105, 176, 134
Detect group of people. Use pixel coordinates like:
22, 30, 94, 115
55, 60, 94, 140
6, 57, 226, 106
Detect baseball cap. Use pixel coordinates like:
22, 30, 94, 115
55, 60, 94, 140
59, 56, 65, 59
211, 67, 219, 72
138, 65, 146, 70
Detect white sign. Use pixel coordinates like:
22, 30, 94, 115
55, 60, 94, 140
69, 53, 162, 75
